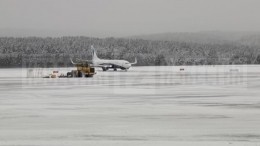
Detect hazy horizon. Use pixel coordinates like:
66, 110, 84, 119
1, 0, 260, 37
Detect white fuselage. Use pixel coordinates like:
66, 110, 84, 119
90, 45, 135, 71
93, 58, 131, 70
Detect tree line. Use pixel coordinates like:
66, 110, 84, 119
0, 36, 260, 68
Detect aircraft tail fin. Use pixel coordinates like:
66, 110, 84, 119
91, 45, 99, 60
70, 58, 77, 65
130, 57, 137, 65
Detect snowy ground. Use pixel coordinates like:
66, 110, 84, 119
0, 65, 260, 146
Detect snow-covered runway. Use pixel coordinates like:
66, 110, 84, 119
0, 66, 260, 146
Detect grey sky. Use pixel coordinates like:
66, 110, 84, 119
1, 0, 260, 37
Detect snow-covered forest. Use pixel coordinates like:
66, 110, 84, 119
0, 36, 260, 67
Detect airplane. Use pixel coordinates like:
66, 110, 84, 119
91, 45, 137, 71
71, 45, 137, 71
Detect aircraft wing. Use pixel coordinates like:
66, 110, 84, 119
91, 63, 114, 68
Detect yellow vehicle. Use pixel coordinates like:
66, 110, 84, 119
67, 63, 95, 78
43, 59, 96, 78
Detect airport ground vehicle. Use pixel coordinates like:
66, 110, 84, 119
44, 62, 95, 78
67, 63, 95, 78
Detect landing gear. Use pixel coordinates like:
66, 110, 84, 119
114, 68, 117, 71
102, 67, 108, 71
67, 72, 72, 77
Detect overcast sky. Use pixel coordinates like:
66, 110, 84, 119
1, 0, 260, 37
